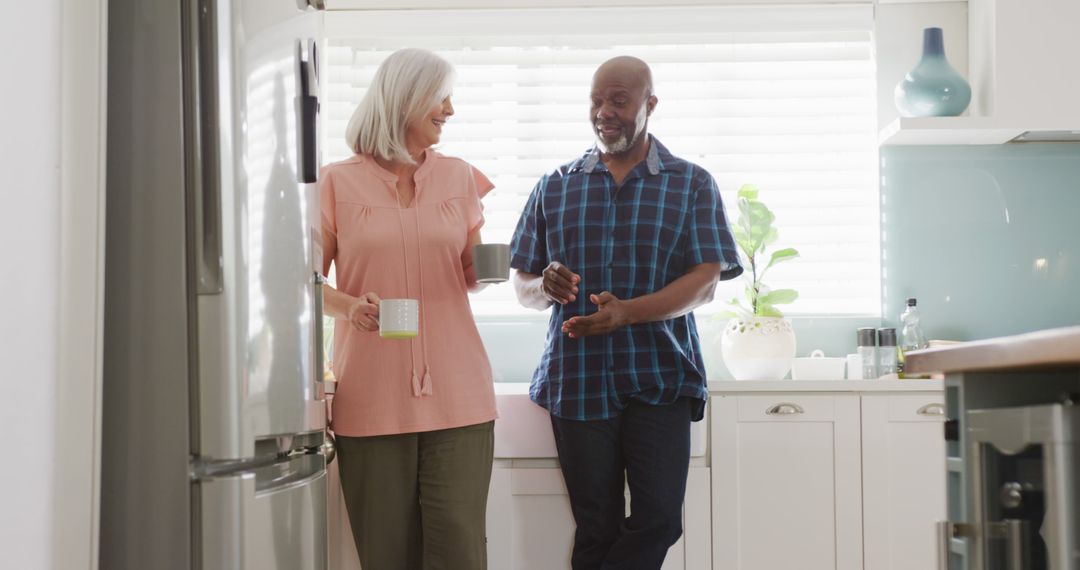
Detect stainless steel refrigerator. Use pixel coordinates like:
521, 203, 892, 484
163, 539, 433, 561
102, 1, 329, 568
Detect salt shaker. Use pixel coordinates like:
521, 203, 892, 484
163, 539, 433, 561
857, 327, 878, 379
877, 327, 898, 376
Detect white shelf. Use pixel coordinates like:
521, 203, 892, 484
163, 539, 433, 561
879, 116, 1026, 146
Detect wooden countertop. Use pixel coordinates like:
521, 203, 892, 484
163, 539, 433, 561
905, 325, 1080, 374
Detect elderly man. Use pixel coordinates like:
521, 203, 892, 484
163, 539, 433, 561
509, 56, 743, 569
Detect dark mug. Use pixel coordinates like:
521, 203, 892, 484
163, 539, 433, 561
472, 244, 511, 283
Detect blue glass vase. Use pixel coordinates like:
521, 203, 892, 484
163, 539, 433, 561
894, 27, 972, 117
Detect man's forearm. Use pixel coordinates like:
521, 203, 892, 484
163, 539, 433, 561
513, 270, 553, 311
624, 262, 722, 324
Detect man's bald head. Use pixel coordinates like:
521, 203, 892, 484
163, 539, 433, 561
592, 56, 654, 97
590, 56, 658, 156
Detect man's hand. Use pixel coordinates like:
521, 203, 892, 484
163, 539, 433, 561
541, 262, 580, 305
562, 292, 635, 338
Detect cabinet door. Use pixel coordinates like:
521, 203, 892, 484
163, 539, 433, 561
488, 467, 709, 570
861, 393, 946, 570
711, 394, 863, 570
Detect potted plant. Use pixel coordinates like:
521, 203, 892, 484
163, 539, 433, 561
717, 184, 800, 380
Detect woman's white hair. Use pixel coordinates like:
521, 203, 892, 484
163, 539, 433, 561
344, 48, 455, 164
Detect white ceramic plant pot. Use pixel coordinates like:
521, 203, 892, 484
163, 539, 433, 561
720, 316, 797, 381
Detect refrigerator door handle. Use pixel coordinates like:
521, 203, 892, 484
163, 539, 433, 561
183, 0, 224, 295
313, 271, 326, 389
295, 39, 320, 184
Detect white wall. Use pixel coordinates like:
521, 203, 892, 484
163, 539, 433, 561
1, 1, 105, 569
0, 1, 61, 569
874, 1, 969, 129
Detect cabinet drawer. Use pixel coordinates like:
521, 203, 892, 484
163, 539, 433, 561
511, 468, 568, 496
736, 394, 836, 422
887, 393, 946, 422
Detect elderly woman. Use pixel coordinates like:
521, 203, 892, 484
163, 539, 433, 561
320, 48, 497, 569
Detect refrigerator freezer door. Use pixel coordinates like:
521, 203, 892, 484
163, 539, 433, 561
199, 453, 328, 570
102, 1, 195, 567
191, 0, 326, 461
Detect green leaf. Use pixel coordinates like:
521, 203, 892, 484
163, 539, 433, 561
763, 226, 779, 247
758, 288, 799, 306
748, 202, 771, 227
732, 225, 747, 242
755, 304, 784, 317
737, 197, 753, 220
737, 184, 759, 201
738, 246, 756, 265
765, 247, 799, 270
732, 226, 753, 258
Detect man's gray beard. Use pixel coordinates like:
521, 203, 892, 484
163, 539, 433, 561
596, 128, 641, 155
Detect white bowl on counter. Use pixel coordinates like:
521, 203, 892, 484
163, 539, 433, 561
791, 349, 846, 380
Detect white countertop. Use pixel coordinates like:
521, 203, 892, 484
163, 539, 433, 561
708, 379, 943, 392
496, 379, 943, 395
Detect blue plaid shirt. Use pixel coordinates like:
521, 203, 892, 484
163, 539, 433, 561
510, 136, 742, 422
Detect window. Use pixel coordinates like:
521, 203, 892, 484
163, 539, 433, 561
322, 4, 880, 318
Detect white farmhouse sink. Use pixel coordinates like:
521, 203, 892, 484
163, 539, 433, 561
493, 383, 707, 459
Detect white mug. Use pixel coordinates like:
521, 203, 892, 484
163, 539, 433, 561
379, 299, 419, 339
472, 243, 511, 283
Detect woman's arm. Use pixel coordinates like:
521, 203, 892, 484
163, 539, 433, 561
323, 283, 381, 332
321, 227, 380, 331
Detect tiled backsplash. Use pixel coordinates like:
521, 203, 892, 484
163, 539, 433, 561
880, 143, 1080, 340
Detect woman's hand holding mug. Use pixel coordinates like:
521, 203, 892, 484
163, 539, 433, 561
347, 292, 382, 332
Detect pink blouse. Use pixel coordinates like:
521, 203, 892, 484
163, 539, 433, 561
320, 150, 497, 437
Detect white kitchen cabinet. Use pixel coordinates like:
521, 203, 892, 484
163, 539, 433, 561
860, 393, 946, 570
709, 381, 945, 570
487, 462, 712, 570
711, 393, 864, 570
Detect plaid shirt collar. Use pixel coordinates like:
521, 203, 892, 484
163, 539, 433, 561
571, 134, 682, 177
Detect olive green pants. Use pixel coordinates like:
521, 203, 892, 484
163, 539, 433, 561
336, 421, 494, 570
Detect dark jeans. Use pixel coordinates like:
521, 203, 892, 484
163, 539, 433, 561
550, 397, 693, 570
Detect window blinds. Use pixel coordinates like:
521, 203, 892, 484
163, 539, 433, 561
322, 5, 880, 317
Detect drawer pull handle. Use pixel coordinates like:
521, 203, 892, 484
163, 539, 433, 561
917, 403, 945, 416
766, 403, 805, 416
